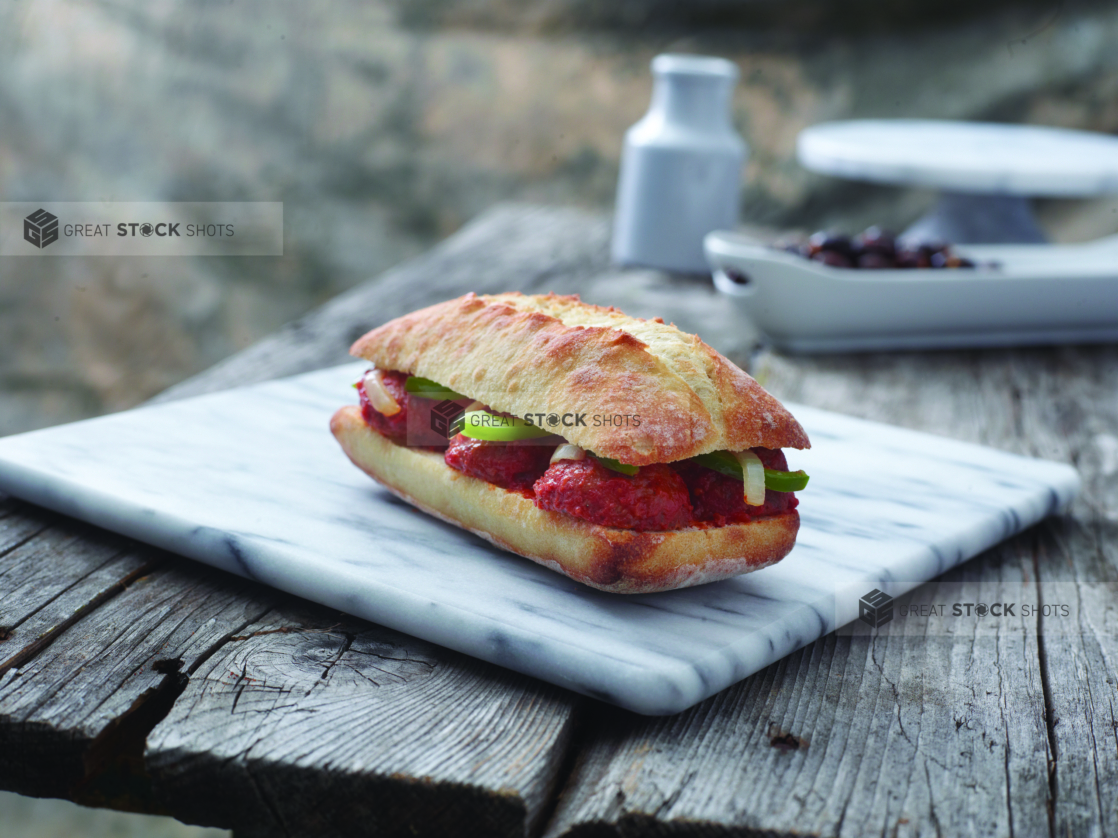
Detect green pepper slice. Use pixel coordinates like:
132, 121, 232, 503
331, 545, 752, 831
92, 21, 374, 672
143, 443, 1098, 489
405, 376, 466, 401
691, 451, 741, 479
593, 456, 639, 476
763, 468, 809, 492
459, 410, 554, 442
691, 451, 809, 492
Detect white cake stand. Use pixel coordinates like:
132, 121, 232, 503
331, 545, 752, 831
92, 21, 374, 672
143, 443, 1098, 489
797, 119, 1118, 243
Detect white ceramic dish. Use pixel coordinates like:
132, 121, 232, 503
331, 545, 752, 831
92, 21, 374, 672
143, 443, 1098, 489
705, 231, 1118, 353
796, 120, 1118, 196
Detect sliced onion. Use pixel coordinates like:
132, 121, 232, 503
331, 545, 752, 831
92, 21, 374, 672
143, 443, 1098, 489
362, 369, 401, 416
550, 444, 586, 465
734, 449, 766, 506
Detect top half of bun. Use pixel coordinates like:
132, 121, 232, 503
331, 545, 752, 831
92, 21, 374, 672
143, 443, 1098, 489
350, 292, 809, 466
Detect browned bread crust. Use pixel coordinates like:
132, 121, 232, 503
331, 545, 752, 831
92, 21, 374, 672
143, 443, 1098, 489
350, 292, 809, 466
331, 406, 800, 594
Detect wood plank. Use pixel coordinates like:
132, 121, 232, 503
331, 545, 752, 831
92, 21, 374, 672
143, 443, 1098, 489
995, 347, 1118, 838
0, 505, 173, 802
0, 551, 278, 806
145, 600, 579, 838
543, 345, 1116, 837
758, 347, 1118, 838
1, 523, 579, 836
543, 545, 1051, 837
0, 505, 159, 674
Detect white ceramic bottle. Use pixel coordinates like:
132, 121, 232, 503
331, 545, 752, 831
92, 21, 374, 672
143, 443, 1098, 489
611, 53, 747, 273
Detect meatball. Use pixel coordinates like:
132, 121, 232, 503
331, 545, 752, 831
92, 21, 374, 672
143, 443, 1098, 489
444, 435, 555, 495
674, 448, 799, 526
533, 458, 692, 532
357, 370, 410, 444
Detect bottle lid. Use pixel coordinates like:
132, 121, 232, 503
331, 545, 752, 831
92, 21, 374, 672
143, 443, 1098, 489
651, 54, 739, 80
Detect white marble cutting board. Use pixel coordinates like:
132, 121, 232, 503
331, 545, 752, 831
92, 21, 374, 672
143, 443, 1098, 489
0, 363, 1080, 715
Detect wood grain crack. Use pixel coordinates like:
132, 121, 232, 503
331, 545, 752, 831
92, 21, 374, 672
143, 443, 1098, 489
869, 638, 915, 753
1111, 697, 1118, 759
1083, 663, 1107, 838
231, 662, 251, 715
184, 606, 277, 677
72, 659, 189, 812
1032, 548, 1058, 838
533, 705, 594, 838
995, 622, 1015, 838
320, 631, 354, 681
922, 760, 944, 838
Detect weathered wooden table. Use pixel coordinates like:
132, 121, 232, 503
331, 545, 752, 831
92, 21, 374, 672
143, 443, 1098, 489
1, 204, 1115, 838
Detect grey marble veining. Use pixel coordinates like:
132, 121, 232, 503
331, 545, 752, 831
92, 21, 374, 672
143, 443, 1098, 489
0, 363, 1080, 714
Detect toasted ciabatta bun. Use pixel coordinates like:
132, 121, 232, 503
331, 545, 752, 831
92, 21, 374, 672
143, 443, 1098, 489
350, 292, 809, 466
331, 406, 799, 594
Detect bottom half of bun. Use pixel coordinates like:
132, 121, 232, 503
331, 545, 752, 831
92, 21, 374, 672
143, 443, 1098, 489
330, 405, 799, 594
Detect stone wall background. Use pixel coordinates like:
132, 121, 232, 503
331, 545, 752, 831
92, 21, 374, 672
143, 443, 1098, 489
3, 0, 1118, 437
